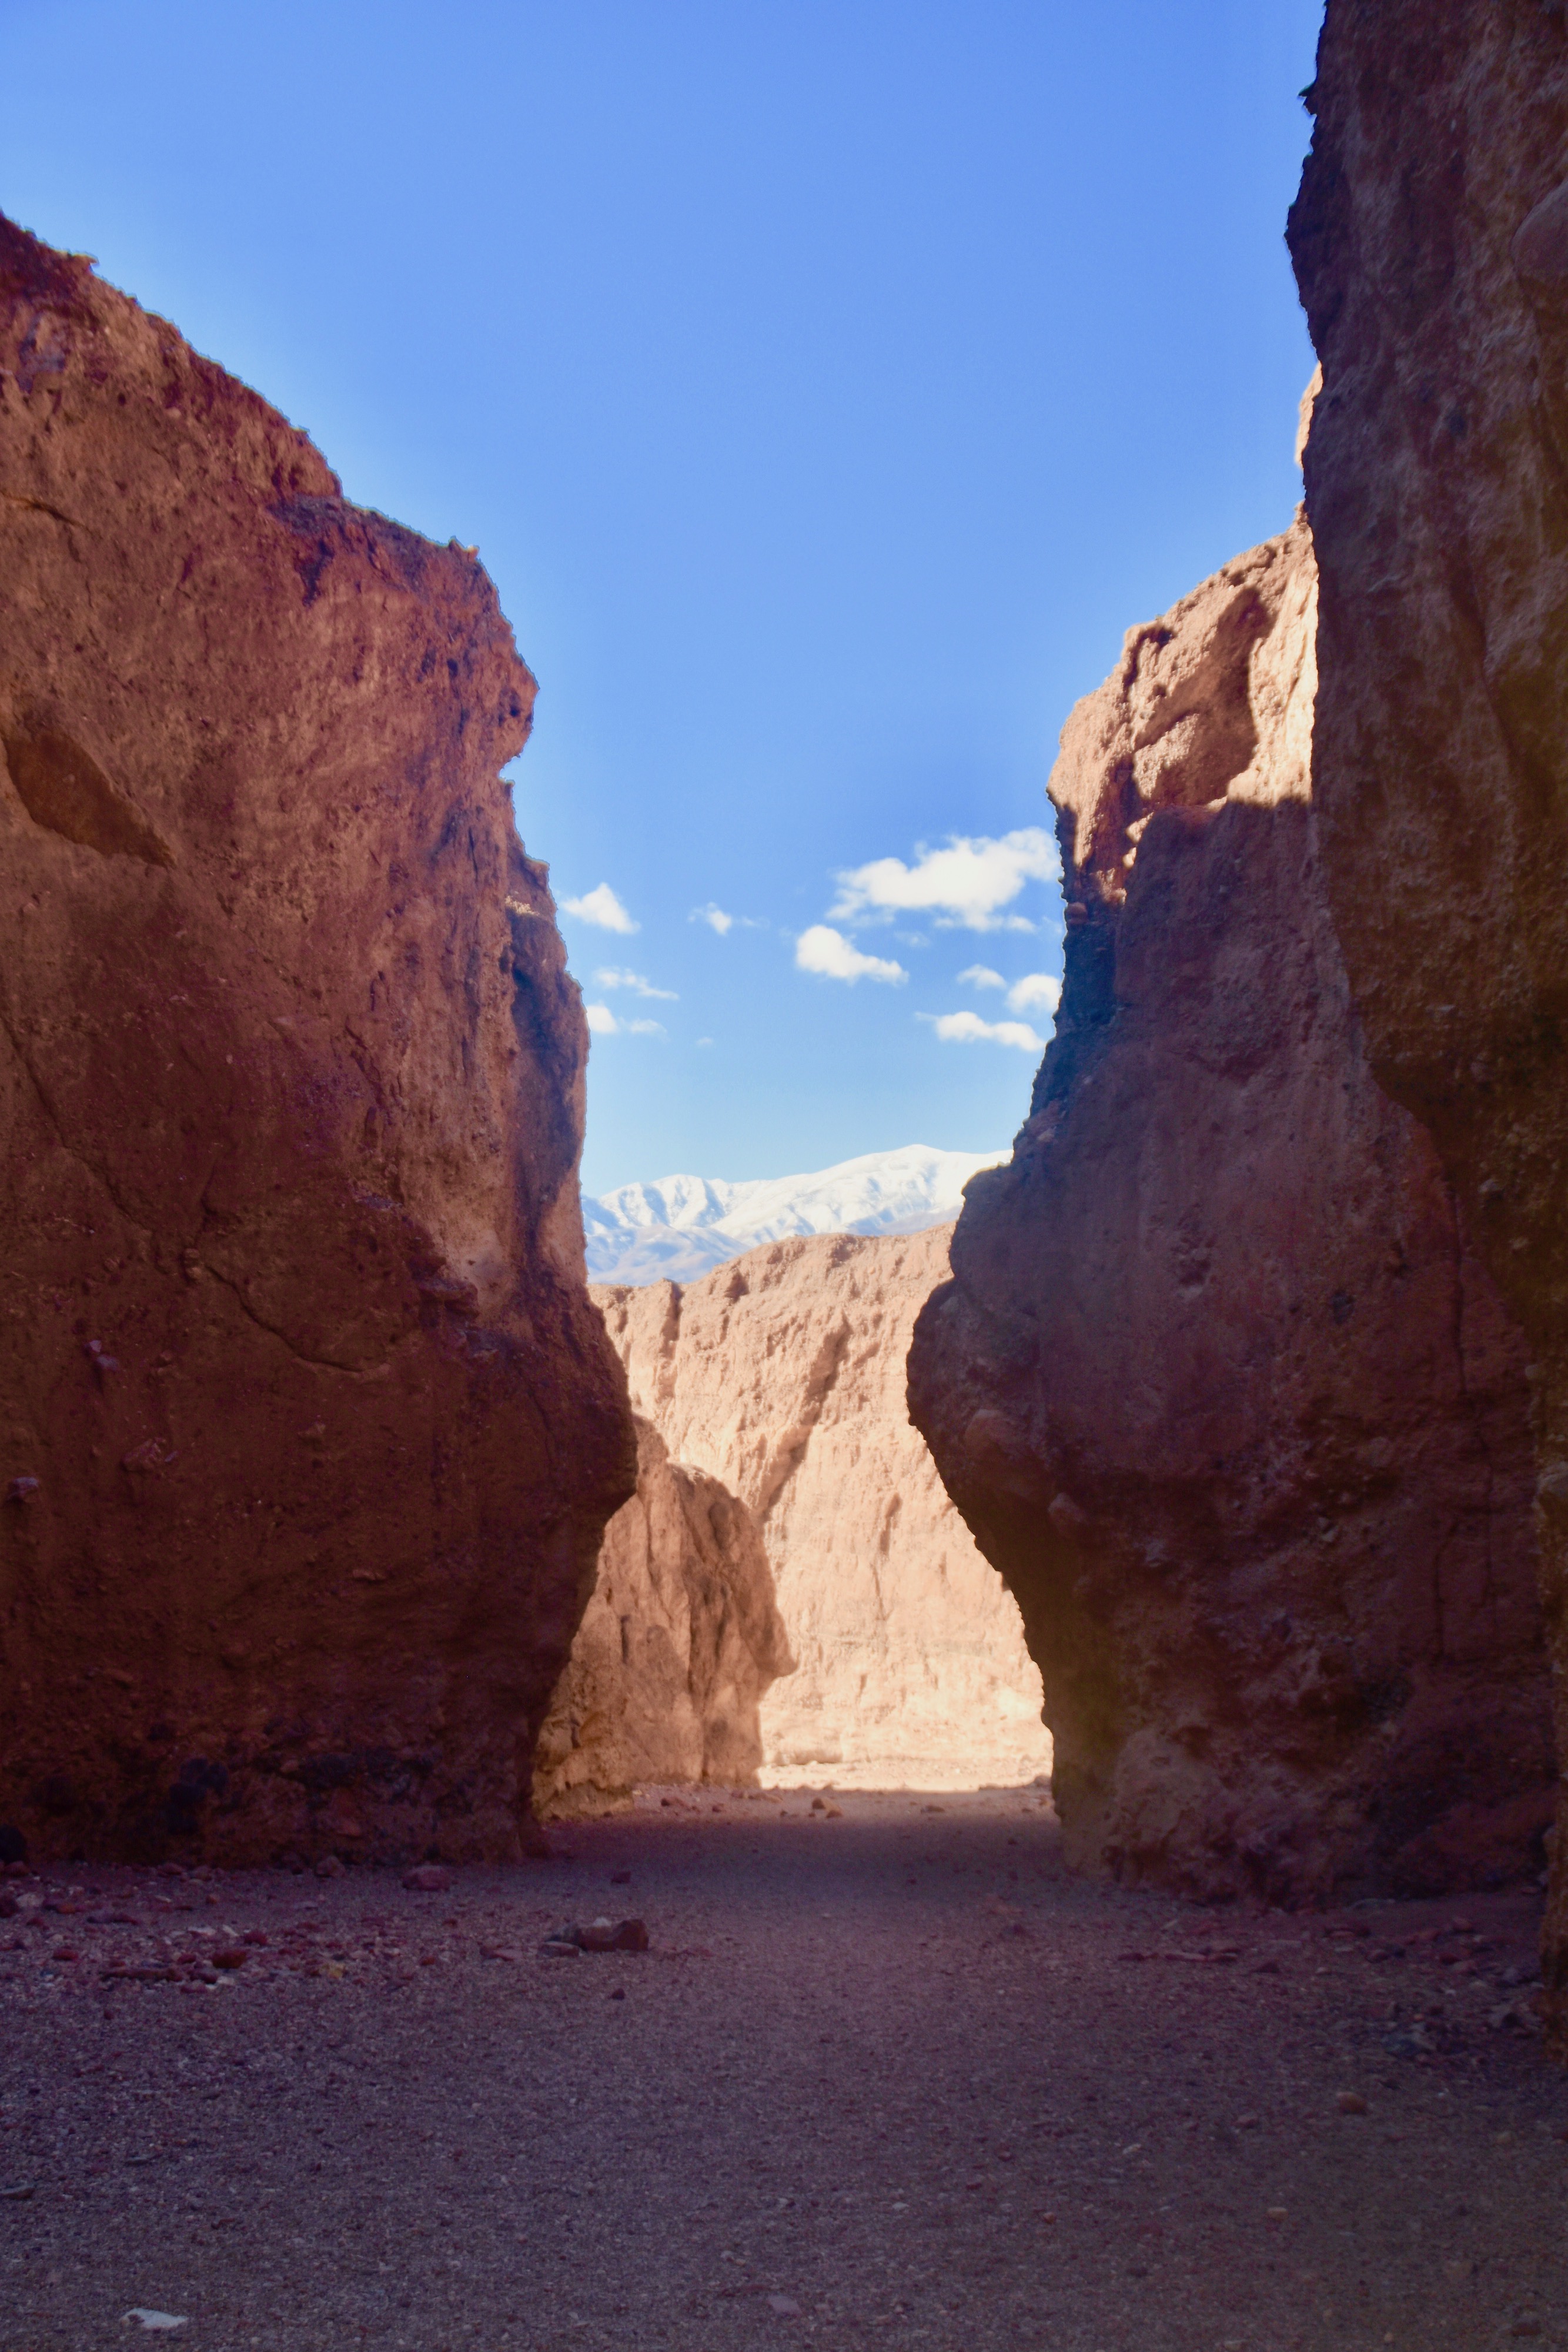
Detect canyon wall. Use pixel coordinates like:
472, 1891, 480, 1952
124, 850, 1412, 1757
0, 216, 634, 1865
534, 1417, 791, 1815
1288, 0, 1568, 2015
908, 519, 1553, 1902
594, 1227, 1053, 1789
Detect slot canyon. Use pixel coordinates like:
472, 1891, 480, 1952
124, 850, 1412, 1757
5, 4, 1568, 2343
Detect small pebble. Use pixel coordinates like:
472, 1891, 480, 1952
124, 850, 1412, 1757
1336, 2091, 1368, 2115
402, 1865, 450, 1893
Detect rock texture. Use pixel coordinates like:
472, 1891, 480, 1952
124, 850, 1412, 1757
1288, 0, 1568, 2020
0, 216, 634, 1865
594, 1227, 1052, 1790
534, 1418, 790, 1815
909, 519, 1553, 1902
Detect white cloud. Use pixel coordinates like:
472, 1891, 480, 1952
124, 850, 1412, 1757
958, 964, 1007, 991
795, 925, 908, 985
1007, 972, 1061, 1017
596, 966, 677, 1001
690, 904, 766, 934
562, 883, 638, 934
830, 827, 1061, 933
919, 1009, 1046, 1053
586, 1003, 665, 1038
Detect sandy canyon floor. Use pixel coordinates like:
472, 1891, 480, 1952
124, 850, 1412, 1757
0, 1793, 1563, 2352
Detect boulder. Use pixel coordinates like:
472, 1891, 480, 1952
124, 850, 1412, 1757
908, 520, 1552, 1902
0, 216, 634, 1864
1288, 0, 1568, 2016
594, 1227, 1052, 1789
534, 1416, 790, 1813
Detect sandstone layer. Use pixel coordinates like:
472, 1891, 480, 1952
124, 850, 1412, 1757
1288, 0, 1568, 2020
534, 1416, 791, 1816
908, 519, 1552, 1902
594, 1227, 1052, 1790
0, 216, 634, 1865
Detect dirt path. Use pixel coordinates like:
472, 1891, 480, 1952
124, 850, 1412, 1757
0, 1790, 1563, 2351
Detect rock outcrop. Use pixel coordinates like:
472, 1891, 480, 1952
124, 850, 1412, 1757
909, 519, 1552, 1902
0, 216, 634, 1865
534, 1417, 791, 1815
1288, 0, 1568, 2012
594, 1227, 1052, 1790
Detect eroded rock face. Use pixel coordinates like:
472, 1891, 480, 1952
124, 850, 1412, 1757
1288, 0, 1568, 2021
909, 520, 1552, 1902
594, 1227, 1052, 1790
0, 217, 634, 1864
534, 1417, 791, 1815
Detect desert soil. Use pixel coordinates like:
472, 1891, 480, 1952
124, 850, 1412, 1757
0, 1790, 1563, 2352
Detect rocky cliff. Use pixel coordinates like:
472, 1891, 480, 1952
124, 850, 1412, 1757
908, 519, 1552, 1902
1288, 0, 1568, 2013
594, 1227, 1052, 1789
534, 1417, 791, 1815
0, 216, 634, 1865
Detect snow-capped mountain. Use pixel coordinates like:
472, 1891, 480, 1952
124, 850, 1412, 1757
583, 1143, 1009, 1287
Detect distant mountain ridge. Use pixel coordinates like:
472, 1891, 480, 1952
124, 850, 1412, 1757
584, 1144, 1008, 1287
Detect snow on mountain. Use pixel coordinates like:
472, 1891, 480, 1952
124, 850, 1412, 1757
583, 1144, 1009, 1286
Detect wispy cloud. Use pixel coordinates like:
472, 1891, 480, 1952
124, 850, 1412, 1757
918, 1009, 1045, 1053
586, 1003, 665, 1038
595, 966, 677, 1001
1006, 972, 1061, 1017
690, 904, 766, 934
562, 883, 638, 934
831, 828, 1060, 933
795, 925, 908, 985
958, 964, 1007, 991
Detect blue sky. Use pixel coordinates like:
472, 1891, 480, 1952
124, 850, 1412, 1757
0, 0, 1323, 1193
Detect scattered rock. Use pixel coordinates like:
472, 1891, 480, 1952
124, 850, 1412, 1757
1336, 2092, 1368, 2116
210, 1947, 248, 1970
402, 1865, 451, 1893
123, 2314, 187, 2334
579, 1917, 650, 1953
314, 1856, 345, 1881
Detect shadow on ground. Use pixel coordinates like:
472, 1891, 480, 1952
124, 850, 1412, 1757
0, 1789, 1561, 2350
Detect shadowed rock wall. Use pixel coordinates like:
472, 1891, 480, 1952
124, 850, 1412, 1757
1288, 0, 1568, 2015
594, 1227, 1053, 1789
0, 217, 634, 1864
909, 520, 1552, 1902
534, 1416, 791, 1816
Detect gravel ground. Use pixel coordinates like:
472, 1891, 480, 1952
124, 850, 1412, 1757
0, 1789, 1563, 2352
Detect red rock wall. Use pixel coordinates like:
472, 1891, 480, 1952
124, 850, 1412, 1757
534, 1416, 791, 1815
594, 1229, 1053, 1790
909, 520, 1552, 1903
0, 217, 634, 1865
1288, 0, 1568, 2020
